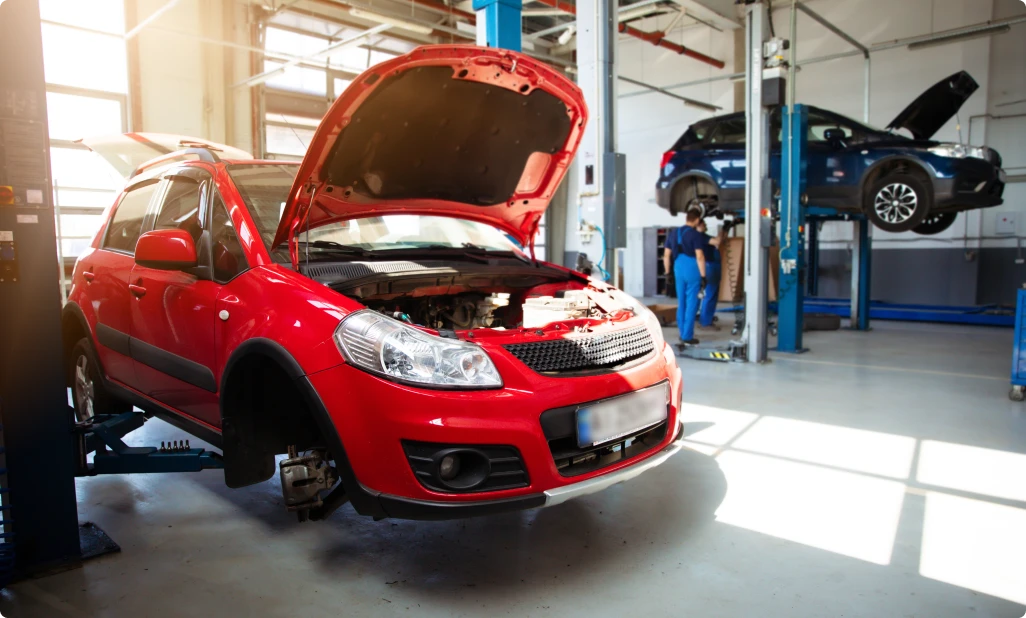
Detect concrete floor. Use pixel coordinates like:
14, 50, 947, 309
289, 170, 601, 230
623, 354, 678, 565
2, 320, 1025, 617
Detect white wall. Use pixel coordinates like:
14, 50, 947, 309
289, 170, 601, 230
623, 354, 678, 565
614, 0, 1026, 294
132, 0, 254, 151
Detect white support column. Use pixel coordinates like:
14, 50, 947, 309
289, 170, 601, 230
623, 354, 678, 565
574, 0, 618, 275
743, 0, 770, 362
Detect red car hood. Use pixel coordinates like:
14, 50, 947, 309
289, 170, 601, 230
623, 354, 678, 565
271, 45, 587, 251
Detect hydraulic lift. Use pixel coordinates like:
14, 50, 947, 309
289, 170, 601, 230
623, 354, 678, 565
0, 0, 226, 581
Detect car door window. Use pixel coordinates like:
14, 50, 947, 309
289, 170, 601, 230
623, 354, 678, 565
210, 193, 247, 283
707, 117, 746, 145
153, 177, 203, 243
103, 180, 160, 254
808, 112, 853, 143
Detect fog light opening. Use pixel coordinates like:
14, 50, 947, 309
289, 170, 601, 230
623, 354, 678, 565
439, 454, 461, 480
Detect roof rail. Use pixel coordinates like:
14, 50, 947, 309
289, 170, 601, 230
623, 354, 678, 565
129, 147, 221, 178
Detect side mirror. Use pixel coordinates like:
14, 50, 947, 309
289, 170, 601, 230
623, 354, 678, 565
135, 229, 198, 270
824, 128, 847, 144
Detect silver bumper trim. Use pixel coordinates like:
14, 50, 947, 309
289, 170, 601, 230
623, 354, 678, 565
542, 430, 684, 507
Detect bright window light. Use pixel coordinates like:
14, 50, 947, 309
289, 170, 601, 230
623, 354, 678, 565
678, 403, 759, 446
263, 60, 327, 96
731, 417, 917, 479
920, 491, 1026, 604
265, 124, 314, 157
50, 148, 122, 191
265, 27, 330, 57
46, 92, 122, 141
39, 0, 125, 34
715, 450, 907, 565
917, 440, 1026, 502
41, 23, 127, 93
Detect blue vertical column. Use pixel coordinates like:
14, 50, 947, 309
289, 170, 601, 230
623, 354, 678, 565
473, 0, 522, 51
851, 218, 872, 330
777, 104, 808, 352
807, 219, 819, 297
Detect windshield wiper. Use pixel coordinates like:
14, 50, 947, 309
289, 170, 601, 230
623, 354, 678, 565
276, 240, 372, 258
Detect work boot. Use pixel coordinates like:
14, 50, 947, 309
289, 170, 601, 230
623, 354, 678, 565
679, 337, 700, 346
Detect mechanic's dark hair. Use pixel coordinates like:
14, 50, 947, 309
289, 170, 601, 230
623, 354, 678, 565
685, 208, 702, 223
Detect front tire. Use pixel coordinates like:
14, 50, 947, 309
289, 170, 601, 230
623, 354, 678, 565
69, 338, 131, 422
865, 174, 931, 233
913, 212, 957, 235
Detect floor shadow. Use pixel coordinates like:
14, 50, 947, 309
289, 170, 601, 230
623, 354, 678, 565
306, 447, 726, 596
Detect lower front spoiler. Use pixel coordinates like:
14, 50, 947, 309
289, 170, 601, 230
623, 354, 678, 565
366, 422, 685, 521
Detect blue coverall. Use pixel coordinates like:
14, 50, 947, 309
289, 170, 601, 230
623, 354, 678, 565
666, 225, 705, 342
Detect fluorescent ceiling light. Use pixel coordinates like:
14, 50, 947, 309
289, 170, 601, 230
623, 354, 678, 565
349, 8, 433, 35
557, 25, 575, 45
907, 25, 1009, 50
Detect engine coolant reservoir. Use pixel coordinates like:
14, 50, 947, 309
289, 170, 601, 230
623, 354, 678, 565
522, 290, 592, 328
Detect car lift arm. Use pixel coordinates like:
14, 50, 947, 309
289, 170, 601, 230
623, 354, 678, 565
75, 412, 224, 476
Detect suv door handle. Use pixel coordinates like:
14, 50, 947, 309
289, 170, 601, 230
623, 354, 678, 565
129, 284, 147, 297
83, 271, 95, 282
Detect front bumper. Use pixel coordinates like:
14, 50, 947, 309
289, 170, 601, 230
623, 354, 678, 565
306, 338, 684, 520
934, 159, 1006, 210
366, 422, 685, 520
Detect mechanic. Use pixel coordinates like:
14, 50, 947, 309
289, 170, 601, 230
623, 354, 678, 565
663, 208, 706, 346
695, 219, 725, 332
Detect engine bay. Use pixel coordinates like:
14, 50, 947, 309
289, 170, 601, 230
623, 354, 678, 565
307, 258, 636, 331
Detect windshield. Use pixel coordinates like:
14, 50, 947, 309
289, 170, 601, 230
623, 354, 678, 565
226, 163, 522, 259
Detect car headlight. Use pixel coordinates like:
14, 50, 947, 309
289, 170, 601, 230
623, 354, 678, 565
928, 143, 987, 160
607, 288, 666, 350
334, 311, 502, 389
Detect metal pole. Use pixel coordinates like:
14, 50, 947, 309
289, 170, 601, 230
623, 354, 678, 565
850, 218, 871, 330
473, 0, 523, 51
743, 1, 769, 362
863, 55, 871, 123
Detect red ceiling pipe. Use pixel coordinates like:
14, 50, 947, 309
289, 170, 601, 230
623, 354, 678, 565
618, 23, 725, 69
534, 0, 725, 70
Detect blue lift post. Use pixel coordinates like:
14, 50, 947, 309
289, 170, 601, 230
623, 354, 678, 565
777, 104, 808, 353
473, 0, 522, 51
851, 217, 872, 330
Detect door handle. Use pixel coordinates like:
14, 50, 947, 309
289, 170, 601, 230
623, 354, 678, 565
129, 284, 147, 297
83, 271, 95, 282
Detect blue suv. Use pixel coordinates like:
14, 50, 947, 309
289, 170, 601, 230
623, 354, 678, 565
655, 71, 1006, 234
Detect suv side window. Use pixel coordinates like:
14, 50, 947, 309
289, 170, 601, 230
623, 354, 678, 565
808, 111, 855, 143
103, 180, 160, 254
153, 177, 203, 243
210, 193, 247, 283
707, 117, 746, 145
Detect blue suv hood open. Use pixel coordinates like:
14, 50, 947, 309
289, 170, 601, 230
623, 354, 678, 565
886, 71, 978, 140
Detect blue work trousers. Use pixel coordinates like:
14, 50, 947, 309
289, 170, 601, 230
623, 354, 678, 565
700, 262, 721, 327
674, 254, 701, 341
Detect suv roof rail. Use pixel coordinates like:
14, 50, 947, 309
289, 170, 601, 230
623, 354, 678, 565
130, 147, 221, 178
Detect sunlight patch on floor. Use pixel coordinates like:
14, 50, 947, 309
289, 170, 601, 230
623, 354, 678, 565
714, 450, 907, 565
917, 440, 1026, 502
919, 491, 1026, 605
679, 403, 759, 446
731, 416, 917, 479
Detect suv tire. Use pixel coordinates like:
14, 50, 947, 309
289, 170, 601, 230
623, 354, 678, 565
865, 173, 931, 233
69, 337, 132, 422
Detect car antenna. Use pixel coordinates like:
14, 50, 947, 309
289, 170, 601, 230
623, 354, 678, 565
956, 111, 964, 145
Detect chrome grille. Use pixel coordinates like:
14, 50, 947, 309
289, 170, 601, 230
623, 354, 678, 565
503, 326, 655, 373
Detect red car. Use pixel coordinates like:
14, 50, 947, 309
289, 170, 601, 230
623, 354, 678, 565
63, 45, 684, 521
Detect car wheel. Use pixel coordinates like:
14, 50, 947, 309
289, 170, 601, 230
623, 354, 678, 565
69, 338, 131, 422
865, 174, 931, 233
912, 212, 957, 235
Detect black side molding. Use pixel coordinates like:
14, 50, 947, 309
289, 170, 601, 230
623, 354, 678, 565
130, 336, 217, 393
372, 489, 546, 521
96, 323, 131, 357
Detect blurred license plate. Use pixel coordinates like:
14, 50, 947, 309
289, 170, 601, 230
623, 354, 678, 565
576, 383, 669, 448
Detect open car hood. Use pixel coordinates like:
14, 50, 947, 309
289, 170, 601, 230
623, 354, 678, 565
885, 71, 978, 140
78, 133, 253, 179
271, 45, 587, 252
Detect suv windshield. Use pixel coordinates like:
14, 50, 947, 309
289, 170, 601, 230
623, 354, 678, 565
226, 163, 521, 260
